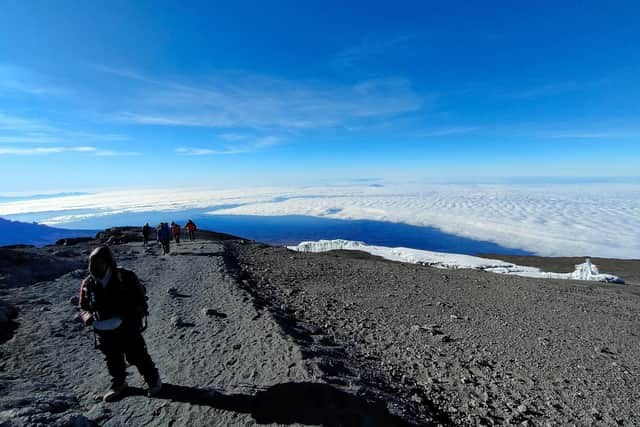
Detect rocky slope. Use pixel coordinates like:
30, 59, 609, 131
1, 228, 639, 426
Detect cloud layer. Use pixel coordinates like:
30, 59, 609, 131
0, 183, 638, 258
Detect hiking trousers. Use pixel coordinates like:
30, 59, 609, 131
97, 326, 159, 387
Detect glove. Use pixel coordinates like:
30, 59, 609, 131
80, 311, 94, 326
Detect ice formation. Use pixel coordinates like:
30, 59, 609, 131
289, 239, 625, 284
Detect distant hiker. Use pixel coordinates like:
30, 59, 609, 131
185, 219, 197, 241
171, 221, 181, 245
142, 223, 151, 247
157, 222, 171, 255
78, 246, 162, 402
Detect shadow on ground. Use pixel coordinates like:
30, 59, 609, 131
124, 381, 415, 426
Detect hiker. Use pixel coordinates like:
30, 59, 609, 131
142, 223, 151, 247
78, 246, 161, 402
185, 219, 197, 241
157, 222, 171, 255
171, 221, 181, 245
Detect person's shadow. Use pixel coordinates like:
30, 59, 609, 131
124, 381, 420, 426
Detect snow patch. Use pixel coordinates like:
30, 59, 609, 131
289, 239, 625, 284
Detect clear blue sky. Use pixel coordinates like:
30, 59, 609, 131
1, 0, 639, 192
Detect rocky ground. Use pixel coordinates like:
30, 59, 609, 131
230, 243, 640, 426
1, 228, 639, 426
0, 230, 417, 426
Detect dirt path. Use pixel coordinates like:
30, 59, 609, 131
0, 240, 413, 426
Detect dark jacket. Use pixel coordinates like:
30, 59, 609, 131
78, 268, 146, 330
158, 224, 171, 242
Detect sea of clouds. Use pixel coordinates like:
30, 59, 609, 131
0, 183, 638, 258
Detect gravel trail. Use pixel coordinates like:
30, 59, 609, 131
1, 239, 414, 426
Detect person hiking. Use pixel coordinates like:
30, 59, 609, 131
142, 223, 151, 247
171, 221, 181, 245
78, 246, 161, 402
157, 222, 171, 255
185, 219, 197, 241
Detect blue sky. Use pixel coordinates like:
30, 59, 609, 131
1, 0, 639, 192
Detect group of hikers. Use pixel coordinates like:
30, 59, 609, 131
141, 219, 197, 255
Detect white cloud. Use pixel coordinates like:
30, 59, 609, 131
0, 146, 97, 155
0, 113, 55, 133
333, 33, 416, 67
0, 64, 64, 96
94, 150, 142, 156
509, 79, 607, 99
0, 146, 138, 156
254, 136, 281, 148
175, 135, 283, 155
219, 133, 248, 142
101, 68, 425, 130
422, 127, 480, 137
0, 135, 64, 144
0, 183, 638, 258
175, 147, 224, 156
544, 131, 617, 139
0, 112, 129, 144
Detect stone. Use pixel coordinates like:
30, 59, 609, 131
59, 413, 92, 427
85, 404, 112, 423
439, 334, 452, 343
171, 316, 186, 328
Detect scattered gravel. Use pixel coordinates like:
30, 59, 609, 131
230, 242, 640, 426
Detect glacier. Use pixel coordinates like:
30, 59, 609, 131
288, 239, 625, 284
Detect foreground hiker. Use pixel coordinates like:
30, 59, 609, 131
78, 246, 162, 402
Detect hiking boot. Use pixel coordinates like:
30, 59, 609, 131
147, 377, 162, 397
103, 382, 128, 402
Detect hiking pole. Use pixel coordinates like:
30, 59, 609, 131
92, 327, 98, 349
